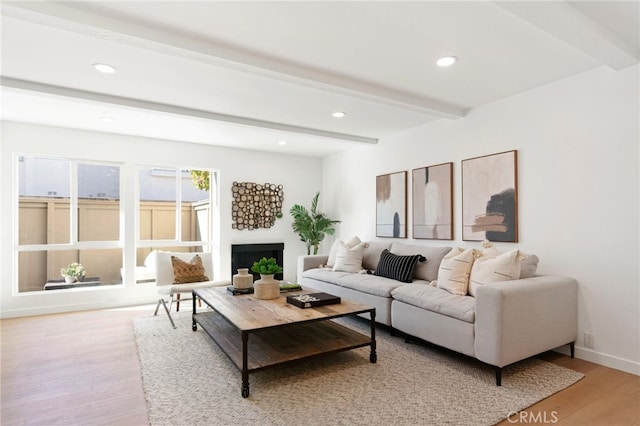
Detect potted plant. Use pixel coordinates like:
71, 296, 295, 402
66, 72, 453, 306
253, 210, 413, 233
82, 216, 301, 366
290, 192, 340, 255
251, 257, 283, 276
60, 262, 85, 283
251, 257, 283, 299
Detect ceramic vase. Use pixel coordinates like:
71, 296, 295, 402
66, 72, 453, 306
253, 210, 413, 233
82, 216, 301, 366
64, 276, 74, 284
253, 274, 280, 299
233, 268, 253, 289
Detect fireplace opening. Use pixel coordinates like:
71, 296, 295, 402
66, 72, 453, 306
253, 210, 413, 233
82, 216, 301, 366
231, 243, 285, 281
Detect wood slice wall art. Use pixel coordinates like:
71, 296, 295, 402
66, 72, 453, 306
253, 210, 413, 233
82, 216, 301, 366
232, 181, 284, 230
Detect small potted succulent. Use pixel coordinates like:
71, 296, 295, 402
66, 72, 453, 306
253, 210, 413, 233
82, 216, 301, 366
60, 262, 85, 283
251, 257, 283, 276
251, 257, 283, 300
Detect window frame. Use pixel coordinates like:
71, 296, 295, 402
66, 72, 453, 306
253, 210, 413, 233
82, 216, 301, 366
15, 154, 125, 294
14, 155, 218, 295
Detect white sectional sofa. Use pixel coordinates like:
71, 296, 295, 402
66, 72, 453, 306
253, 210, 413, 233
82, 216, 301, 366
297, 240, 577, 385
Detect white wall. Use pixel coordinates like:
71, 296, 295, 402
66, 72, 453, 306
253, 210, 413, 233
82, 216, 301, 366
321, 65, 639, 375
0, 122, 321, 317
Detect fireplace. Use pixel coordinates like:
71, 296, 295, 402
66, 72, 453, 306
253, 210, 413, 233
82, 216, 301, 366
231, 243, 285, 281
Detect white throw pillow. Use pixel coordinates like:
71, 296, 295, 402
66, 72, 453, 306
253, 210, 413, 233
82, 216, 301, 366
327, 236, 361, 267
468, 249, 522, 297
333, 243, 366, 273
519, 254, 540, 279
476, 240, 539, 279
435, 248, 475, 296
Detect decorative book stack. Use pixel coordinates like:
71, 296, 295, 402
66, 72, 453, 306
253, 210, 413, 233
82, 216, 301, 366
286, 292, 341, 309
226, 283, 302, 296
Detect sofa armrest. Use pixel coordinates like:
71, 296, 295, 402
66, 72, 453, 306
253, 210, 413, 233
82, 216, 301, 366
474, 276, 577, 368
297, 255, 329, 283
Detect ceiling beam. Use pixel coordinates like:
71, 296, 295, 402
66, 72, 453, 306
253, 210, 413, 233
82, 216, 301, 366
2, 2, 465, 119
494, 1, 638, 70
1, 77, 379, 144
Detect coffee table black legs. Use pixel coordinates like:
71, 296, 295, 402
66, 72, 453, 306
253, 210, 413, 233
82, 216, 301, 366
192, 291, 198, 331
369, 309, 377, 363
241, 331, 250, 398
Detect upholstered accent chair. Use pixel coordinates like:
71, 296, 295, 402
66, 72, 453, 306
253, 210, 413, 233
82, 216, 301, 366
152, 251, 229, 328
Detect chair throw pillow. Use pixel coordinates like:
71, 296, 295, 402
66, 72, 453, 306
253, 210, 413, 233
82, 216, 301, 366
171, 255, 209, 284
374, 249, 424, 283
332, 243, 366, 273
435, 248, 475, 296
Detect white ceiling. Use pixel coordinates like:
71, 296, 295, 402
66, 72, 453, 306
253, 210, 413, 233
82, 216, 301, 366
1, 1, 638, 157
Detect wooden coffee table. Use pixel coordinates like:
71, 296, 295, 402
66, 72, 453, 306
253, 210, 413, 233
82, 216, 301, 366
192, 287, 377, 398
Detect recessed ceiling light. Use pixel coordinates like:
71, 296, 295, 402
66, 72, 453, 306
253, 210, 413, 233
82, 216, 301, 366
99, 117, 116, 123
436, 56, 458, 67
332, 111, 347, 118
93, 63, 117, 74
278, 140, 287, 145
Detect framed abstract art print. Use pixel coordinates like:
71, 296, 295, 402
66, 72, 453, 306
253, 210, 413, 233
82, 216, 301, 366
462, 150, 518, 242
376, 171, 407, 238
412, 162, 453, 240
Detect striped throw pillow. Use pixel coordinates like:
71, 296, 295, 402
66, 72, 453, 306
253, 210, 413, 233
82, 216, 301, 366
374, 249, 423, 283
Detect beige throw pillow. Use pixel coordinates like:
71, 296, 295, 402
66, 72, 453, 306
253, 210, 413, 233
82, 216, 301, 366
435, 248, 475, 296
333, 243, 366, 273
171, 255, 209, 284
327, 236, 361, 268
519, 254, 540, 279
468, 249, 522, 296
475, 240, 539, 279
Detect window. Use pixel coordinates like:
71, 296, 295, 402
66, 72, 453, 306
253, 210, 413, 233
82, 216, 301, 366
15, 156, 217, 291
135, 166, 215, 283
17, 155, 123, 293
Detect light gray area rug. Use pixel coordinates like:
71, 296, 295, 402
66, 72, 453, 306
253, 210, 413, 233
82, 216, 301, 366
134, 311, 583, 426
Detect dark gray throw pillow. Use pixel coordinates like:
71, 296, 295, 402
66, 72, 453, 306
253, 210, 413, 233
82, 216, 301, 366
374, 249, 424, 283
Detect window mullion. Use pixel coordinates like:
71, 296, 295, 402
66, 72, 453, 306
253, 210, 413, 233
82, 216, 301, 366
175, 168, 182, 241
70, 160, 79, 244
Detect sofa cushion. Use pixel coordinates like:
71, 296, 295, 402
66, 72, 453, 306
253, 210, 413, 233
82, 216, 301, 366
374, 249, 423, 283
327, 236, 361, 268
468, 249, 521, 297
392, 284, 476, 323
303, 268, 408, 298
390, 243, 451, 282
339, 273, 411, 298
333, 243, 366, 273
362, 242, 393, 270
301, 268, 354, 286
435, 248, 475, 296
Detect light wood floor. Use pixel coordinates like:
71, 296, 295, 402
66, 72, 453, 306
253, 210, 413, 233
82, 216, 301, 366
1, 307, 638, 426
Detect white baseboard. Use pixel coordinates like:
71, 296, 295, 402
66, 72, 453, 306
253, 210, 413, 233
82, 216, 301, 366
572, 345, 640, 376
0, 296, 158, 319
